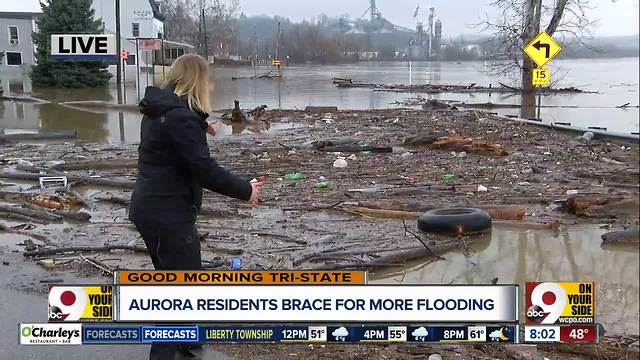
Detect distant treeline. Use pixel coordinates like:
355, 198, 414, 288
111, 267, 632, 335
162, 1, 639, 63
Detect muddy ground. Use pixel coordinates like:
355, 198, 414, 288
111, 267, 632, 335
0, 108, 638, 359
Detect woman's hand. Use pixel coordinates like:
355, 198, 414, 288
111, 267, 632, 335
207, 120, 218, 136
249, 181, 264, 206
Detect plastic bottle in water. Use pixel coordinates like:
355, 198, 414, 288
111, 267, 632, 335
231, 257, 242, 270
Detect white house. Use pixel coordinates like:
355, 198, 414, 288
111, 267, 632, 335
92, 0, 165, 42
1, 1, 167, 84
91, 0, 166, 81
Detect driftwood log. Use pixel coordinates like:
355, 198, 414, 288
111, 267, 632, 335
316, 145, 393, 153
0, 223, 50, 242
0, 205, 63, 222
0, 130, 76, 141
0, 172, 135, 189
22, 203, 91, 222
95, 195, 130, 205
337, 205, 527, 221
311, 239, 474, 270
340, 207, 421, 220
51, 159, 138, 171
0, 212, 49, 224
94, 195, 244, 218
565, 194, 639, 218
333, 80, 590, 94
24, 245, 148, 257
304, 106, 338, 113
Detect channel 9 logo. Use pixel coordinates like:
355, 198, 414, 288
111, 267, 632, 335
525, 282, 594, 324
48, 286, 112, 322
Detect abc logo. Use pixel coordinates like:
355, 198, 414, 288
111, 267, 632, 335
48, 288, 87, 322
48, 306, 68, 321
527, 282, 567, 324
526, 305, 545, 323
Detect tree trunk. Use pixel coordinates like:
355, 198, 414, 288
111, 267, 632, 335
546, 0, 569, 35
521, 0, 542, 93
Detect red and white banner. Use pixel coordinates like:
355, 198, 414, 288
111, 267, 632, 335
139, 39, 162, 51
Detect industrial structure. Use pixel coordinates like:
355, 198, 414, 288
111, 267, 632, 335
410, 2, 443, 60
349, 0, 444, 60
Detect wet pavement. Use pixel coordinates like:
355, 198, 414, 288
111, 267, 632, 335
0, 248, 232, 360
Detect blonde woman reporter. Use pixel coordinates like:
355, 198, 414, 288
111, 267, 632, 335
129, 54, 263, 359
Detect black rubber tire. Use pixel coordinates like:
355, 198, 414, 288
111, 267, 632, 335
418, 207, 492, 235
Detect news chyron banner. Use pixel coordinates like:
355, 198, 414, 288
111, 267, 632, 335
525, 282, 595, 325
116, 285, 516, 322
112, 271, 517, 323
47, 271, 365, 323
48, 286, 112, 322
45, 271, 517, 323
116, 270, 367, 285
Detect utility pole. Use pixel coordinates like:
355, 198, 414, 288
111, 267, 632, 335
275, 22, 281, 75
115, 0, 122, 104
202, 7, 208, 60
253, 26, 257, 77
275, 22, 280, 62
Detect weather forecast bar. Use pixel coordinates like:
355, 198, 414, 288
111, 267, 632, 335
76, 324, 519, 344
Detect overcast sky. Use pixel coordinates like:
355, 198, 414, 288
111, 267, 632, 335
3, 0, 638, 36
238, 0, 639, 37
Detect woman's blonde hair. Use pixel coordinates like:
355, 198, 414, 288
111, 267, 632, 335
165, 54, 211, 113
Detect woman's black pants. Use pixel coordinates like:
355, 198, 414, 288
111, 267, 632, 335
134, 219, 201, 360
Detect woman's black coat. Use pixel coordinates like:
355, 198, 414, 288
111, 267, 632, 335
129, 86, 252, 224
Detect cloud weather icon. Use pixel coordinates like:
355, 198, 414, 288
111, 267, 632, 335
332, 327, 349, 341
488, 329, 501, 341
411, 327, 429, 341
489, 328, 510, 342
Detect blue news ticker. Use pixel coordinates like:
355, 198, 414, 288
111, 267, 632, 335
83, 325, 199, 343
49, 55, 118, 62
141, 326, 199, 343
83, 326, 141, 343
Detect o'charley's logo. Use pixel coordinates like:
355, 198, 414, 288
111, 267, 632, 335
20, 324, 82, 345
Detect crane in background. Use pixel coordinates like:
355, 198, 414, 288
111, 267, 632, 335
360, 0, 382, 21
356, 0, 414, 32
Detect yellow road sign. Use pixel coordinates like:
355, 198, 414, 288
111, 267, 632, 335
532, 68, 550, 87
272, 60, 282, 66
524, 31, 561, 68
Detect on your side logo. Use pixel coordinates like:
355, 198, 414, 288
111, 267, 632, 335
525, 282, 595, 324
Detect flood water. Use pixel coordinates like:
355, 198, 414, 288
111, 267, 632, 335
1, 57, 638, 143
370, 224, 640, 335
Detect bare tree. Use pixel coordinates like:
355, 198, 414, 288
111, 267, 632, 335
204, 0, 240, 56
164, 0, 239, 56
479, 0, 595, 92
164, 0, 201, 45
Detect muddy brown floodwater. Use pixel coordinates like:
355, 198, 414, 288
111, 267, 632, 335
371, 224, 640, 335
0, 106, 638, 359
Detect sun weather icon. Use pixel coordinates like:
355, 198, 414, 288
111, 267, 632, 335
411, 327, 429, 341
488, 327, 511, 342
332, 327, 349, 341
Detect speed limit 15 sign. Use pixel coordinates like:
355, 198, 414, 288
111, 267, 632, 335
532, 68, 550, 87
